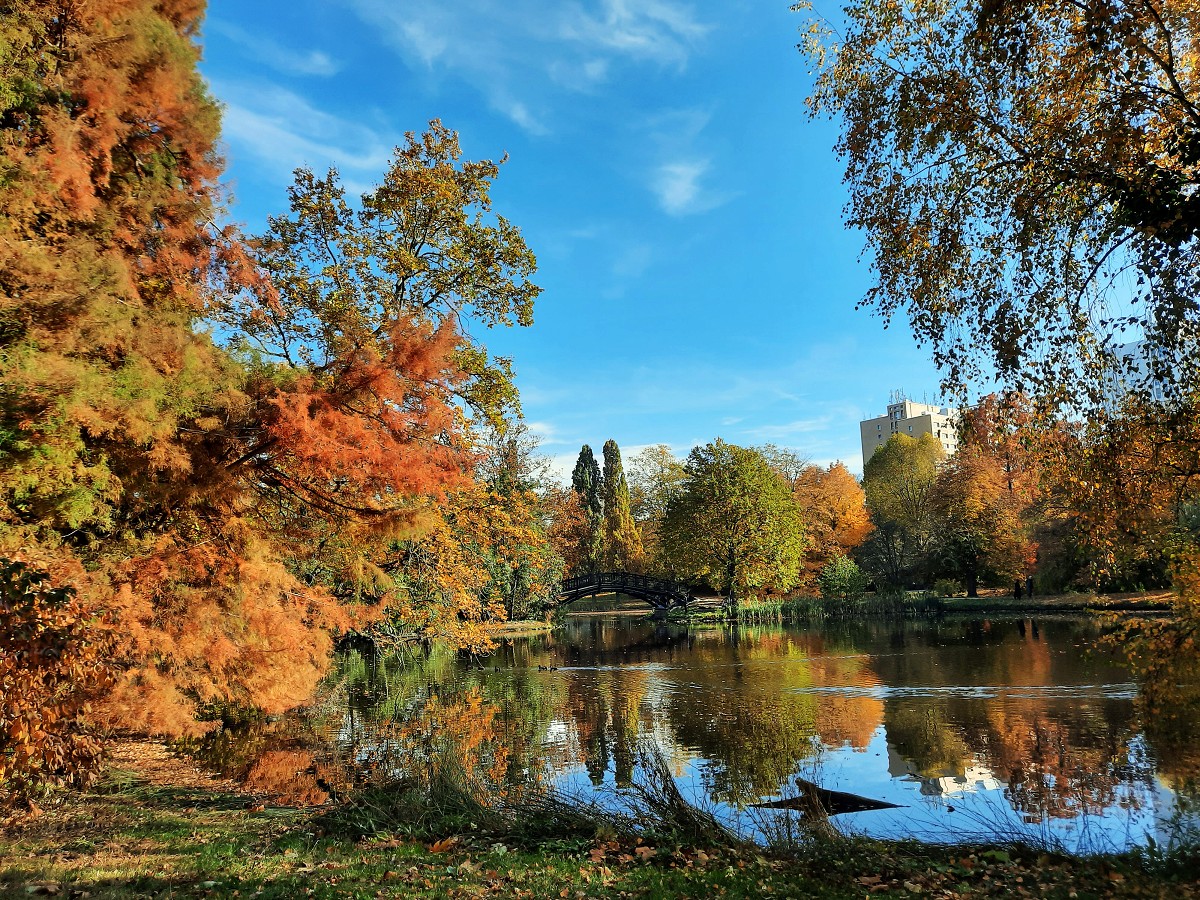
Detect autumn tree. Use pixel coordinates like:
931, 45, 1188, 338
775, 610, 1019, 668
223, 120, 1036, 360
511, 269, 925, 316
0, 0, 542, 741
0, 0, 352, 738
570, 445, 604, 573
791, 462, 873, 589
0, 561, 112, 805
1033, 402, 1194, 592
626, 444, 686, 573
802, 0, 1200, 406
627, 445, 687, 524
860, 434, 945, 587
600, 440, 643, 571
541, 485, 591, 578
931, 449, 1032, 596
660, 440, 808, 604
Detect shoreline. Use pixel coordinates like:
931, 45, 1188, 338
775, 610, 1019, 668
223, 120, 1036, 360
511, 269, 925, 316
2, 740, 1195, 899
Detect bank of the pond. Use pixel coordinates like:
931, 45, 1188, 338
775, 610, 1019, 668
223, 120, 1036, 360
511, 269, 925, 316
2, 742, 1197, 899
487, 619, 555, 637
671, 589, 1177, 624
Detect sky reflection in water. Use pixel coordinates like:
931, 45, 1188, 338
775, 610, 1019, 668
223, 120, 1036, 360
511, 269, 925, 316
191, 612, 1200, 852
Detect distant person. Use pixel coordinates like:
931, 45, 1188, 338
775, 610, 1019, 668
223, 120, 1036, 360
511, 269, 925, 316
1026, 575, 1034, 598
1014, 579, 1024, 600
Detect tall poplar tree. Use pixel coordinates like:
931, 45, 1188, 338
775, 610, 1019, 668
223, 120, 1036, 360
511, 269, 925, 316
601, 440, 643, 571
571, 445, 603, 573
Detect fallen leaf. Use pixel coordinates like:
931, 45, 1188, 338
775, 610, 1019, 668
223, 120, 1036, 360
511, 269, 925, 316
430, 837, 459, 854
634, 846, 657, 862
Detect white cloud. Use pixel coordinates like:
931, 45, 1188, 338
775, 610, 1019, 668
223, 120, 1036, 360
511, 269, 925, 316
653, 159, 710, 215
211, 22, 341, 77
558, 0, 709, 68
216, 82, 394, 182
345, 0, 710, 133
525, 420, 563, 444
641, 109, 732, 216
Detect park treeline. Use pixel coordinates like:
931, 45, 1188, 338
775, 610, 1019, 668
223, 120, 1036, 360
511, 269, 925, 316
3, 1, 1200, 809
563, 391, 1200, 610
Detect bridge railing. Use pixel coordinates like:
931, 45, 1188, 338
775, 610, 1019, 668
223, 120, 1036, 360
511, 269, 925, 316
560, 571, 690, 601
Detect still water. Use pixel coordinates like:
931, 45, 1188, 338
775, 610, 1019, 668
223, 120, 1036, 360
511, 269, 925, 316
196, 611, 1200, 852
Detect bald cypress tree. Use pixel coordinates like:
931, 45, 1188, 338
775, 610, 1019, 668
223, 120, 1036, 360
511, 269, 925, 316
601, 440, 643, 571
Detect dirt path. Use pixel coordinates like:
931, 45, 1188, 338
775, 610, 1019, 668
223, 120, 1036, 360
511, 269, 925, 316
105, 739, 245, 794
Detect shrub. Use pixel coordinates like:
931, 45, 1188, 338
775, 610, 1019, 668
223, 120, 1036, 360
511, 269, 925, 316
818, 556, 868, 601
933, 578, 963, 598
0, 560, 113, 805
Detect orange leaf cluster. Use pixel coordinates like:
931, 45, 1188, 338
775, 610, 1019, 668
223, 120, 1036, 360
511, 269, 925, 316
0, 560, 113, 804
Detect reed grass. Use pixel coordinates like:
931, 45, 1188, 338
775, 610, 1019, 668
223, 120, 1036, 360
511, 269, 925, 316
729, 591, 943, 624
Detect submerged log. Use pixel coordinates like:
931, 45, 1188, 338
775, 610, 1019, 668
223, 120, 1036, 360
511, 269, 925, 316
751, 777, 903, 816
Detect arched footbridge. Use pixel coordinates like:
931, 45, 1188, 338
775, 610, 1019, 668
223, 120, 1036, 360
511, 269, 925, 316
559, 572, 694, 612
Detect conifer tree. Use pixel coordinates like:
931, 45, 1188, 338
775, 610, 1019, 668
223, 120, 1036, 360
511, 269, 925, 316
601, 440, 643, 571
571, 446, 603, 573
0, 4, 531, 743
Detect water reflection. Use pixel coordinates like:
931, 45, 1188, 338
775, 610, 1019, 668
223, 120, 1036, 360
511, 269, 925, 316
187, 613, 1200, 851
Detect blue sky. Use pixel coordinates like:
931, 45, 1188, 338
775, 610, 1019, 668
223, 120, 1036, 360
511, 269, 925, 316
201, 0, 948, 476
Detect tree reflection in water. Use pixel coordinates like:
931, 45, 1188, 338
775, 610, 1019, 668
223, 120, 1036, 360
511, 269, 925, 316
181, 613, 1199, 848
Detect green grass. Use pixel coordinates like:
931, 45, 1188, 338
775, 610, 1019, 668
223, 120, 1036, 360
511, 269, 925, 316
3, 762, 1198, 898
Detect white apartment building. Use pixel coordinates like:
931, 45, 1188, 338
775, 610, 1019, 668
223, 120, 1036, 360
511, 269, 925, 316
860, 393, 959, 465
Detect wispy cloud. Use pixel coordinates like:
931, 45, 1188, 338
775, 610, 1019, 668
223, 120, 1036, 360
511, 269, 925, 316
742, 417, 834, 441
216, 82, 394, 183
558, 0, 709, 68
653, 159, 713, 215
345, 0, 710, 132
641, 108, 733, 216
210, 21, 341, 77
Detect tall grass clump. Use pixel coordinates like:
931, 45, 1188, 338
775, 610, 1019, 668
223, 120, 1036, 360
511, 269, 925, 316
322, 742, 744, 851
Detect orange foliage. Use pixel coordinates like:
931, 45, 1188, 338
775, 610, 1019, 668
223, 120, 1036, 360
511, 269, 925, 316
1032, 399, 1196, 590
96, 528, 353, 735
542, 486, 591, 577
792, 463, 873, 589
0, 560, 113, 804
0, 0, 540, 753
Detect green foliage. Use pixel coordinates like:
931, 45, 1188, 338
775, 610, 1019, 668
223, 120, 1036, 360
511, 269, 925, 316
601, 440, 643, 571
818, 555, 868, 601
933, 578, 963, 598
859, 434, 944, 587
659, 440, 808, 601
570, 445, 604, 573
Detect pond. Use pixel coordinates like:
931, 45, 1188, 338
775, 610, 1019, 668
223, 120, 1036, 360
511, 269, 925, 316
192, 610, 1200, 853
